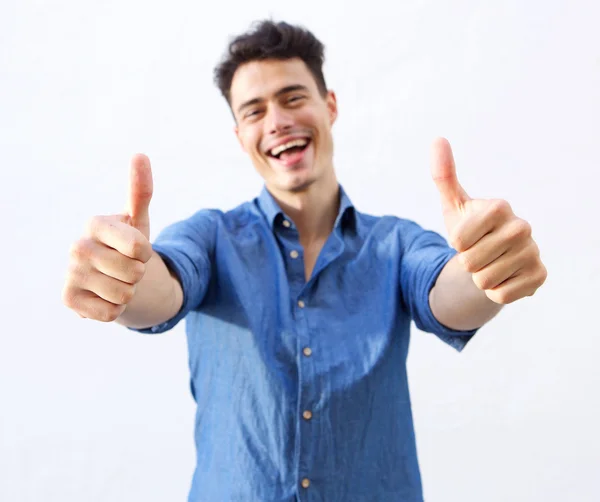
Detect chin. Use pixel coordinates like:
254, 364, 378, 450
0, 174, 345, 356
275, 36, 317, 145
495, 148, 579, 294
275, 174, 315, 194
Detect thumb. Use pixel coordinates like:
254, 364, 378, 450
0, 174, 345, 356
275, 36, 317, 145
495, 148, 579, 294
126, 154, 153, 240
430, 137, 471, 215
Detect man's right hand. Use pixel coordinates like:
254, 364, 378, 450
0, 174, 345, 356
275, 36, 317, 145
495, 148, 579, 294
62, 154, 155, 322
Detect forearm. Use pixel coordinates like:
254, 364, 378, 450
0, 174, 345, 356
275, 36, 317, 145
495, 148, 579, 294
115, 251, 183, 330
429, 254, 504, 331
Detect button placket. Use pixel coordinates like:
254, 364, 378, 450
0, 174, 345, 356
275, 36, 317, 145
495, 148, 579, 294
295, 295, 314, 497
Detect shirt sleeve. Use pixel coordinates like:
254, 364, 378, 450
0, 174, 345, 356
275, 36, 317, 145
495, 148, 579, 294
398, 219, 479, 352
127, 209, 218, 335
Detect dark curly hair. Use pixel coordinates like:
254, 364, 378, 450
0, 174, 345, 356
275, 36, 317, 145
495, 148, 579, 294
213, 19, 329, 117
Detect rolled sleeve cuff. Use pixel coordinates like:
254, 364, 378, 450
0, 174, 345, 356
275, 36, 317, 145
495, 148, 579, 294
417, 249, 479, 352
127, 244, 196, 335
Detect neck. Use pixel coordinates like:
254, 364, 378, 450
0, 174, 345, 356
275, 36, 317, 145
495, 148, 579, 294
268, 170, 340, 246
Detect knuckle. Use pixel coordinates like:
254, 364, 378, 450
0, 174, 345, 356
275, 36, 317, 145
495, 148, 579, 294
510, 219, 532, 240
460, 253, 477, 273
61, 285, 77, 308
450, 231, 466, 251
85, 215, 103, 235
527, 239, 540, 258
69, 239, 89, 260
134, 238, 152, 262
490, 199, 511, 217
536, 264, 548, 286
98, 306, 121, 323
125, 236, 145, 259
95, 302, 125, 322
130, 261, 146, 283
472, 271, 490, 290
64, 266, 85, 294
67, 260, 89, 284
118, 285, 136, 305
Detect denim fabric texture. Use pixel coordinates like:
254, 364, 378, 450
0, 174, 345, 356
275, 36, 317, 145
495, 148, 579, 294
129, 185, 478, 502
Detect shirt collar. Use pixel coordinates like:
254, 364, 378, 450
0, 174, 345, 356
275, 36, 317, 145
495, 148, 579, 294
256, 184, 355, 231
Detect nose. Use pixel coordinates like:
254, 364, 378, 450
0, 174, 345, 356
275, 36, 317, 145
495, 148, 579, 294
265, 104, 294, 135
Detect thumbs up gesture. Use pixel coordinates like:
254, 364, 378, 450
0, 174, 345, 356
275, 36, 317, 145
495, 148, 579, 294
431, 138, 547, 304
62, 154, 155, 321
125, 154, 153, 240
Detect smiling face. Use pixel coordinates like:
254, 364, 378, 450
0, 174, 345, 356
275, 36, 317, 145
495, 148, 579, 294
231, 58, 338, 196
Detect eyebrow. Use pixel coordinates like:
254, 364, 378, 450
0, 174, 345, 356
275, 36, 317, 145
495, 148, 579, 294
236, 84, 310, 115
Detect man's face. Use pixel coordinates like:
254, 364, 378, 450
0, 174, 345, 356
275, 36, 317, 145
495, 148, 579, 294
231, 58, 338, 194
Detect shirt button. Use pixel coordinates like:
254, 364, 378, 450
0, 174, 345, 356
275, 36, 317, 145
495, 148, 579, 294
303, 347, 312, 357
290, 250, 299, 259
303, 410, 313, 420
301, 478, 310, 488
282, 219, 291, 228
297, 300, 305, 308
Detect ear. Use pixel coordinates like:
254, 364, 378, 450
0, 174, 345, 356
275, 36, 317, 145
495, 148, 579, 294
326, 90, 338, 126
234, 125, 246, 152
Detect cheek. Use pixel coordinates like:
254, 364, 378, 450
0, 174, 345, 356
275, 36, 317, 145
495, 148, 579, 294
242, 133, 260, 156
315, 113, 332, 137
317, 122, 333, 149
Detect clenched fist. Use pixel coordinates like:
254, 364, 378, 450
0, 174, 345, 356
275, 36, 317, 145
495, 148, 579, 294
62, 154, 154, 322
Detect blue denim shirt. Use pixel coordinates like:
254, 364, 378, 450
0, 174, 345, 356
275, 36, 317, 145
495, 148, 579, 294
130, 184, 478, 502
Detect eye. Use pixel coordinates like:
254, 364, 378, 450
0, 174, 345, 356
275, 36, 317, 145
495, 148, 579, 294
288, 95, 304, 103
245, 109, 261, 119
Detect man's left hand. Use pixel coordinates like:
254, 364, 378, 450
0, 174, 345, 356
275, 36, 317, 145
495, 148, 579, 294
431, 137, 547, 305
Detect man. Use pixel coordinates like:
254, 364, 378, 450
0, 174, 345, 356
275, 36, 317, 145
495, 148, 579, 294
62, 19, 547, 502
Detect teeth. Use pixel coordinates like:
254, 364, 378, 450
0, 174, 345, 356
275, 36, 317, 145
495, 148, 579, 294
270, 138, 308, 157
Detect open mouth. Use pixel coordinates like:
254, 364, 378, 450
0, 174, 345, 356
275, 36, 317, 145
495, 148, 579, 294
267, 138, 311, 162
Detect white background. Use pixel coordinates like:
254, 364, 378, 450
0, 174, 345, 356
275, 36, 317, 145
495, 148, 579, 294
1, 1, 598, 500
